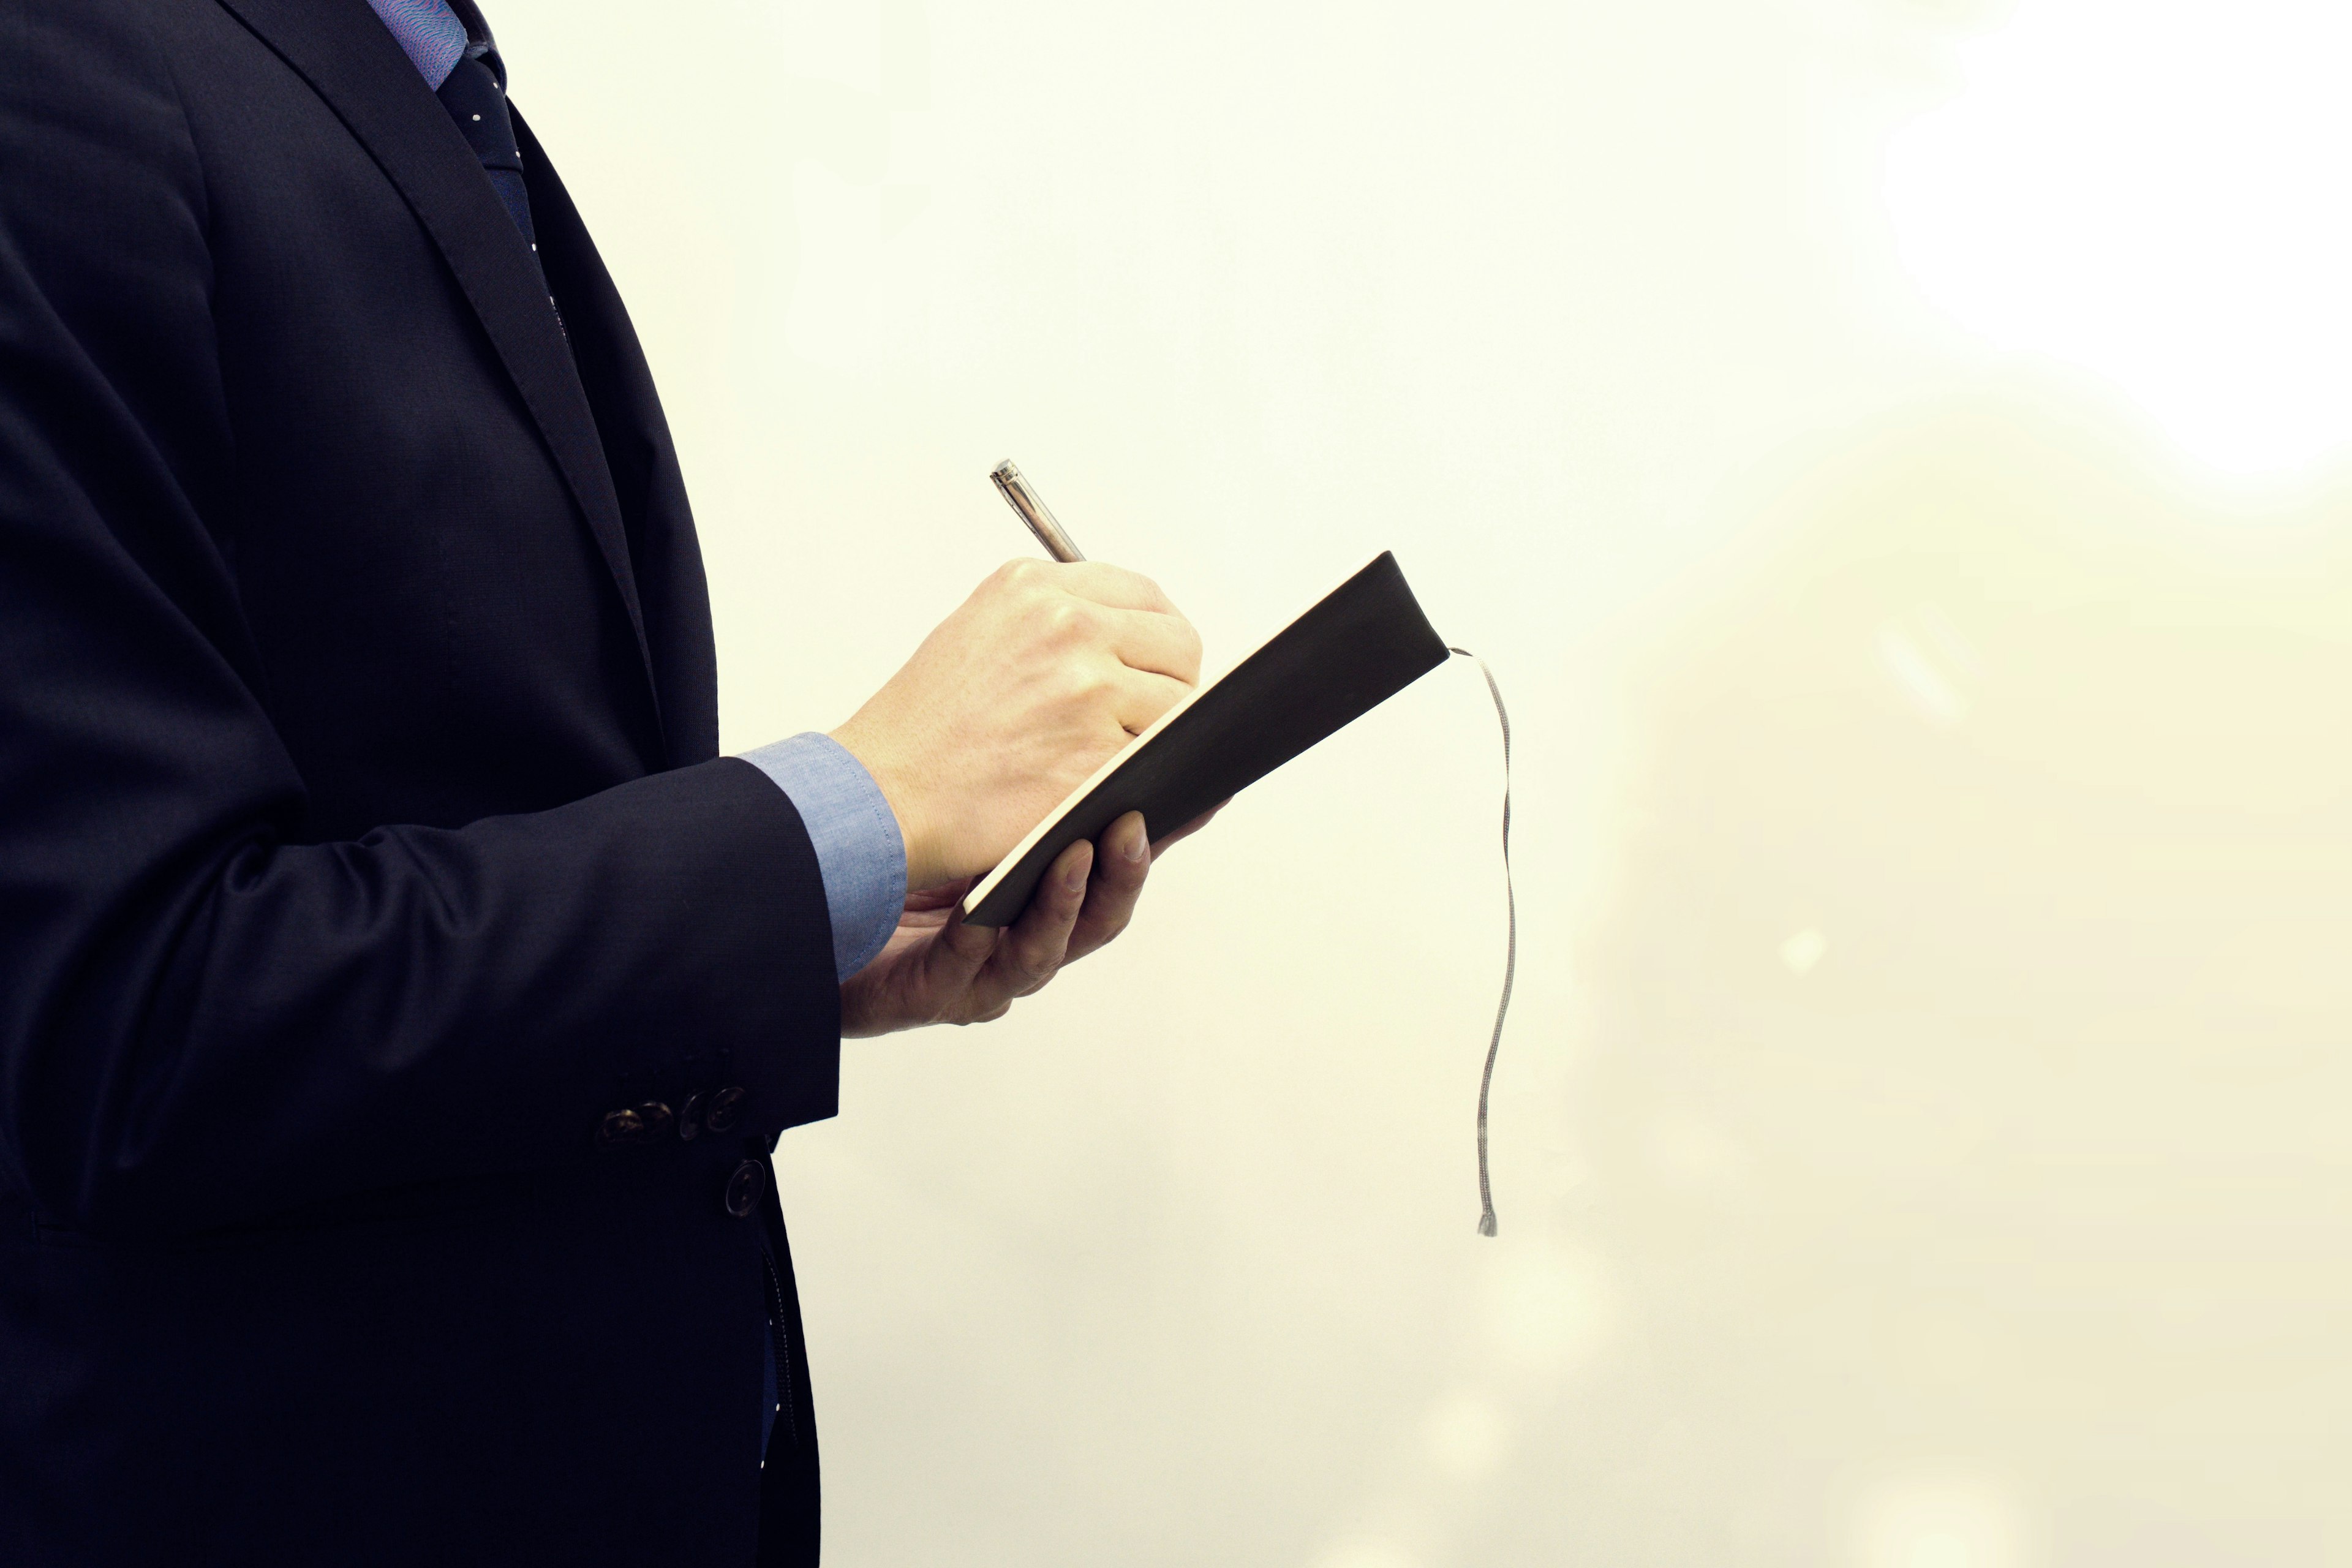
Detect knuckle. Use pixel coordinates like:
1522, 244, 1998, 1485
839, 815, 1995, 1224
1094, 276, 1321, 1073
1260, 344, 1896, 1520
1040, 600, 1091, 643
1066, 671, 1122, 720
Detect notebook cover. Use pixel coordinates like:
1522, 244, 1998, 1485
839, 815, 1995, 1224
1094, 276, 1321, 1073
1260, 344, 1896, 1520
963, 551, 1450, 927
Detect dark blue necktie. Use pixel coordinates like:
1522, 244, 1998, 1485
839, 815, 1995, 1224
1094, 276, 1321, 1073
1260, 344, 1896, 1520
366, 0, 557, 322
434, 27, 534, 248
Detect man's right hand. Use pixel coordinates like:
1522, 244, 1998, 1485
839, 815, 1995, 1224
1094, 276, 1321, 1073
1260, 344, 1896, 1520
829, 559, 1204, 891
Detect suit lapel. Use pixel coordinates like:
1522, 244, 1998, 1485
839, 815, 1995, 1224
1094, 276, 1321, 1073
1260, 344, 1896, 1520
213, 0, 663, 742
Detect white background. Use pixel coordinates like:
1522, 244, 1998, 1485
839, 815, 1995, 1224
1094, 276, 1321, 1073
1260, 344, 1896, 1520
498, 1, 2352, 1562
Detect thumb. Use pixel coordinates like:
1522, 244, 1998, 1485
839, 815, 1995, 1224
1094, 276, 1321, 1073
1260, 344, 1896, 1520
926, 899, 1000, 978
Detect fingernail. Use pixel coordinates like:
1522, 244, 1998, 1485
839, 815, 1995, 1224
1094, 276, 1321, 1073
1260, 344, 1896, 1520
1123, 824, 1147, 862
1063, 859, 1088, 892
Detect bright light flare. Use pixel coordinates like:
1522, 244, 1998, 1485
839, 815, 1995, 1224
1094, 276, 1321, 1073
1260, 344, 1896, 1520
1887, 0, 2352, 478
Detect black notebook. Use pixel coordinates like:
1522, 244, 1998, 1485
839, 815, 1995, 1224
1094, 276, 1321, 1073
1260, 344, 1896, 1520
965, 551, 1451, 926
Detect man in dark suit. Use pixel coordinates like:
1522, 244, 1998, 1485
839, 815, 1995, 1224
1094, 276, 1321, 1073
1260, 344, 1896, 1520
0, 1, 1203, 1562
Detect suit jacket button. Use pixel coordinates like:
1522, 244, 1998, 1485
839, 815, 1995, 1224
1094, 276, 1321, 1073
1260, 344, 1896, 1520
636, 1101, 674, 1139
595, 1109, 644, 1152
706, 1087, 747, 1134
725, 1159, 761, 1219
677, 1093, 706, 1142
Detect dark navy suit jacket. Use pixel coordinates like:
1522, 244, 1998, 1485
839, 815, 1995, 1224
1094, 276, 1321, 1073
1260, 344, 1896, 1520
0, 1, 836, 1561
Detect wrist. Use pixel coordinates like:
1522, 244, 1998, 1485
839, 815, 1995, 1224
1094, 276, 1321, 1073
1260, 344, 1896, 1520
827, 718, 941, 892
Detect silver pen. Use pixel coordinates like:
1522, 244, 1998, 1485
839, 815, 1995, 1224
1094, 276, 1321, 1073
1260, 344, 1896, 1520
990, 461, 1087, 563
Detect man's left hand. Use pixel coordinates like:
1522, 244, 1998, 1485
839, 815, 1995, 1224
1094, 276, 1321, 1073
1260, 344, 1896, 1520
840, 807, 1216, 1037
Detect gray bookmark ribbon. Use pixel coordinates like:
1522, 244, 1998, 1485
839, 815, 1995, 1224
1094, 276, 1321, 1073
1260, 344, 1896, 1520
1450, 649, 1514, 1238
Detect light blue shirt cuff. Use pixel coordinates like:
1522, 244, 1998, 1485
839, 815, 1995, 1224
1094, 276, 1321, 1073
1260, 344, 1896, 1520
739, 733, 906, 982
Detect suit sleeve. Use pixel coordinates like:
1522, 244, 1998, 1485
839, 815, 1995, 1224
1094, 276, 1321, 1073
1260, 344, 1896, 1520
0, 0, 839, 1234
